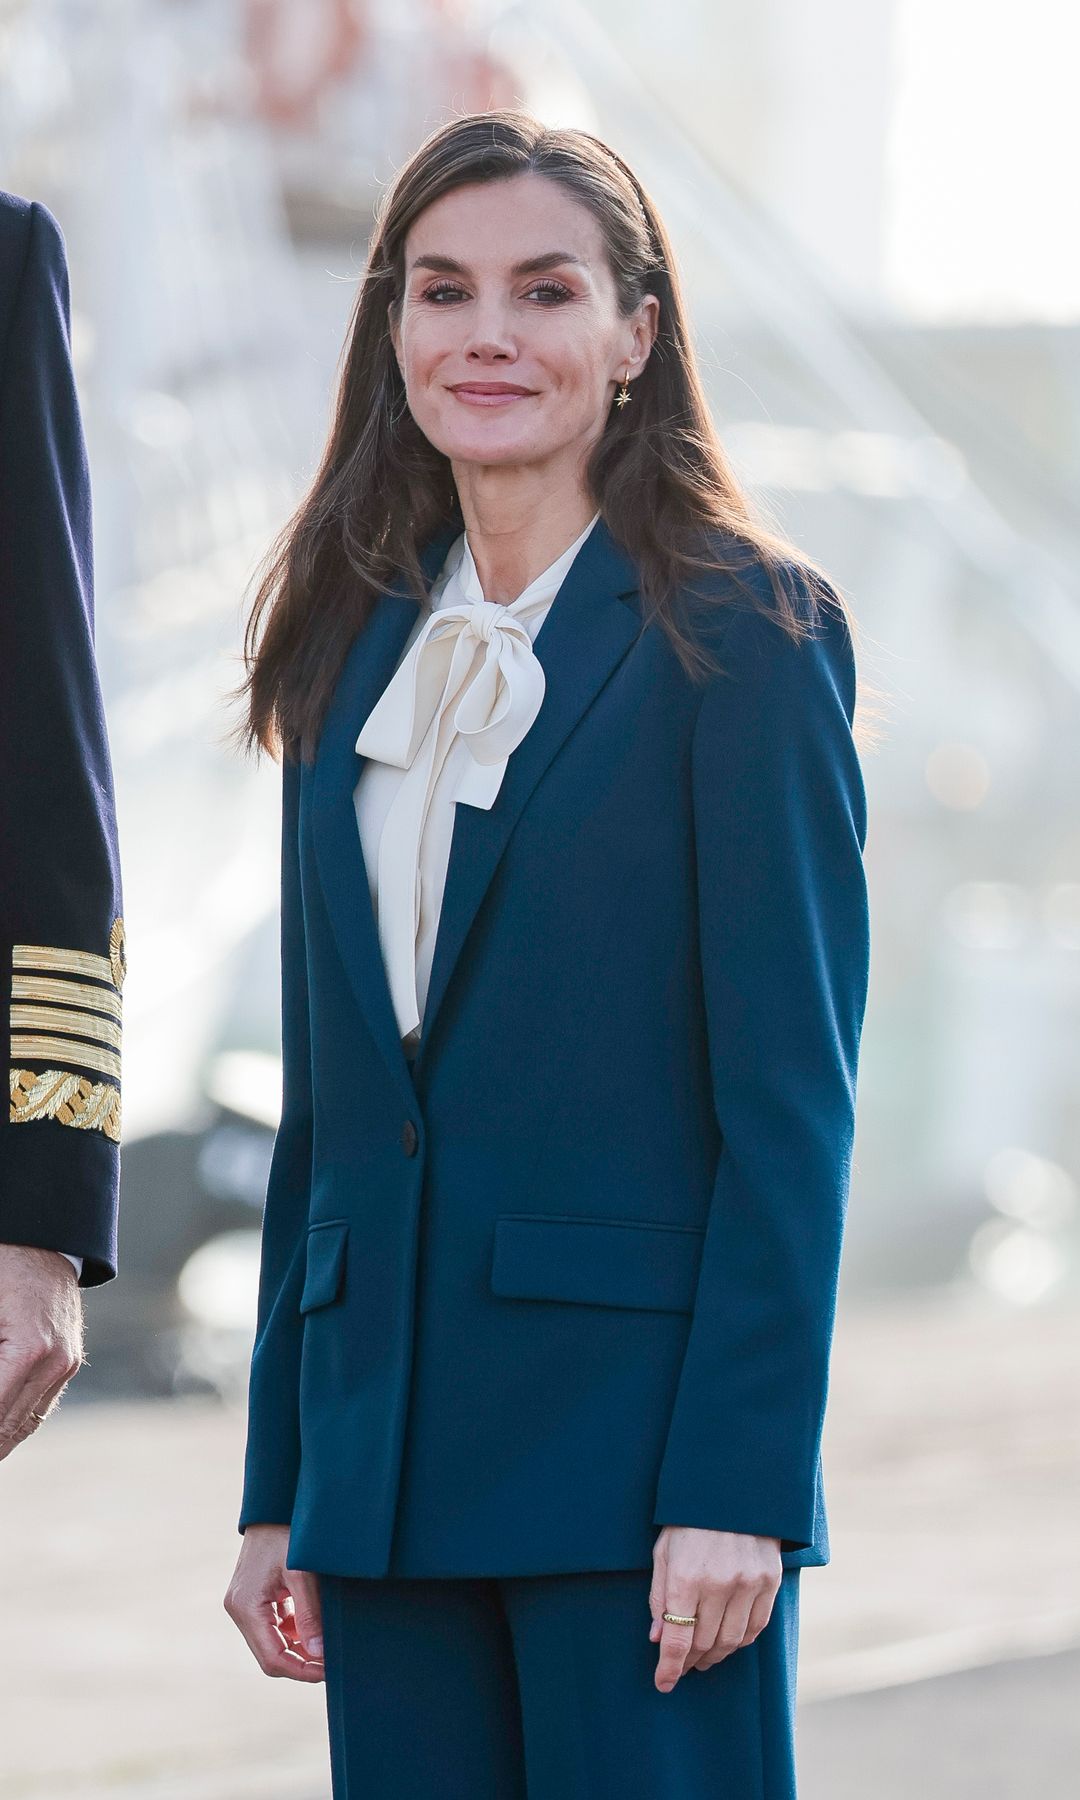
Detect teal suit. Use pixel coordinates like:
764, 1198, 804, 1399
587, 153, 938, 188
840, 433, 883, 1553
239, 516, 870, 1795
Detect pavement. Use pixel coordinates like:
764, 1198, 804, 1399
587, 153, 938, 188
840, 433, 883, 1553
0, 1283, 1077, 1798
799, 1646, 1080, 1800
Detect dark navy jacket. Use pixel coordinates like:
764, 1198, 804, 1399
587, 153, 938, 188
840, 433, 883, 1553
0, 193, 123, 1286
239, 517, 870, 1577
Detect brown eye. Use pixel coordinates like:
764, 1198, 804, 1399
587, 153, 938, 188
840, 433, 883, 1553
527, 280, 572, 303
422, 281, 468, 304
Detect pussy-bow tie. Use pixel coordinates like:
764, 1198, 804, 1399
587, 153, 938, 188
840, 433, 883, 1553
355, 581, 550, 809
354, 570, 553, 1039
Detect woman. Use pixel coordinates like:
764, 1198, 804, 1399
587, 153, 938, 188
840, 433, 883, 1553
225, 110, 871, 1799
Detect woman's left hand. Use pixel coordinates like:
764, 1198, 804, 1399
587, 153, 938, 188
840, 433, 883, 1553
649, 1525, 783, 1691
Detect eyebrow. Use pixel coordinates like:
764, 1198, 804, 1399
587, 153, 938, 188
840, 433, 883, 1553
408, 250, 588, 278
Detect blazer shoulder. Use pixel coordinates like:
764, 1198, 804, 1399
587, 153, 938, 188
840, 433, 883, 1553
678, 530, 848, 647
680, 544, 857, 737
0, 187, 34, 252
0, 196, 71, 380
0, 191, 66, 260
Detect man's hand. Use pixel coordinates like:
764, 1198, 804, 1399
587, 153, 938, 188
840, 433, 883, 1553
224, 1524, 325, 1682
0, 1244, 84, 1462
649, 1525, 783, 1692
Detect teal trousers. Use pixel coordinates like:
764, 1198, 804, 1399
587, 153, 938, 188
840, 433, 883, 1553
320, 1565, 800, 1798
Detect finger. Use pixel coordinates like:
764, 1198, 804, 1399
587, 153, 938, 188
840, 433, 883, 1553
277, 1609, 325, 1676
681, 1594, 727, 1670
648, 1584, 666, 1642
0, 1339, 76, 1448
286, 1566, 324, 1660
648, 1533, 669, 1641
277, 1591, 324, 1666
743, 1584, 778, 1644
0, 1350, 79, 1460
695, 1586, 775, 1669
277, 1599, 308, 1657
0, 1401, 52, 1458
0, 1349, 51, 1446
232, 1596, 325, 1683
0, 1414, 36, 1461
692, 1591, 751, 1669
648, 1584, 702, 1692
0, 1260, 83, 1431
26, 1359, 75, 1427
0, 1382, 50, 1460
655, 1620, 696, 1692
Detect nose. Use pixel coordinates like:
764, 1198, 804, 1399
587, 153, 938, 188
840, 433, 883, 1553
460, 295, 518, 364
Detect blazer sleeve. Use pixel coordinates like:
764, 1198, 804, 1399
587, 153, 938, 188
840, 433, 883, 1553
652, 578, 871, 1550
0, 198, 123, 1286
238, 753, 315, 1531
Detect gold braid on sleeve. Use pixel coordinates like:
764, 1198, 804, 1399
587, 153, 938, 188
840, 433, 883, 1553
9, 919, 125, 1140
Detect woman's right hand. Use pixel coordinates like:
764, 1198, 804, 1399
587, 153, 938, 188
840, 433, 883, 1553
224, 1523, 325, 1682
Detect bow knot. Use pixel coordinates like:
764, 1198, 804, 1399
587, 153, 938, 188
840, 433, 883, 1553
468, 598, 512, 645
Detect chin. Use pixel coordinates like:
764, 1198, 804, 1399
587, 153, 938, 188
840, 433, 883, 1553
432, 427, 548, 468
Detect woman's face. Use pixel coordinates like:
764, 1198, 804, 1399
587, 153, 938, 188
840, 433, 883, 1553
389, 172, 658, 480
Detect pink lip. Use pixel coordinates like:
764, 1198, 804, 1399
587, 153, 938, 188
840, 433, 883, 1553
449, 382, 537, 408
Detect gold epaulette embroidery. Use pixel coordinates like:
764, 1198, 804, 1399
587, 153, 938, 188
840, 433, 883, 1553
9, 1068, 121, 1141
8, 920, 125, 1139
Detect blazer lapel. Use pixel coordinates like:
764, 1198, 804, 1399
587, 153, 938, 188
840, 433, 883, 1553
311, 524, 459, 1106
311, 514, 643, 1102
414, 516, 642, 1071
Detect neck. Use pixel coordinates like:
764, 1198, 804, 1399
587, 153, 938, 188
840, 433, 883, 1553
451, 465, 597, 605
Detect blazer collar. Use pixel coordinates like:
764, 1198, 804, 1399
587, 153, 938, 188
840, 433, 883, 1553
311, 513, 642, 1109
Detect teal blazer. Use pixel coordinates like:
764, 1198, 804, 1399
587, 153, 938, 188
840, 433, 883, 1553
238, 516, 871, 1578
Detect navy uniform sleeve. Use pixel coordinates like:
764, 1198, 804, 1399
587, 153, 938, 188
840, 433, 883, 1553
0, 196, 123, 1286
653, 576, 871, 1549
238, 755, 315, 1531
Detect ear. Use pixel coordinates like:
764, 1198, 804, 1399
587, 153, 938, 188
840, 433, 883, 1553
638, 293, 661, 359
622, 296, 660, 381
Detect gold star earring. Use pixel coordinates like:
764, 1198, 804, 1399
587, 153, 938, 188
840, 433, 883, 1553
615, 365, 633, 408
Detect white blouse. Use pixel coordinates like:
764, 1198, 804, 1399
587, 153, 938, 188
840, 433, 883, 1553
353, 510, 601, 1057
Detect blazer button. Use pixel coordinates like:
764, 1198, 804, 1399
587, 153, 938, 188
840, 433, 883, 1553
401, 1119, 419, 1157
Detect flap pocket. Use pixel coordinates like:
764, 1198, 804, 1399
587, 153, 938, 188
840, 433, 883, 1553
491, 1214, 705, 1315
300, 1220, 349, 1313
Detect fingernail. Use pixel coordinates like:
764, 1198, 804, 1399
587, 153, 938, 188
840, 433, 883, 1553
306, 1636, 324, 1657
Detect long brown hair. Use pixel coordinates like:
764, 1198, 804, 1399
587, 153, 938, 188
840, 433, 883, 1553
238, 110, 865, 762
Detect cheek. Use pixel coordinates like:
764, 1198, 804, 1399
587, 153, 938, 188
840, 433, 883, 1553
401, 317, 452, 384
541, 318, 615, 391
542, 348, 610, 414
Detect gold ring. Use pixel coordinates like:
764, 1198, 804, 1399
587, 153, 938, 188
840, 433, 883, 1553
662, 1611, 698, 1626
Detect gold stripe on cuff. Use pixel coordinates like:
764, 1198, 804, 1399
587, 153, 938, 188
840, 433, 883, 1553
13, 944, 116, 987
10, 1067, 121, 1141
10, 1035, 121, 1082
9, 1005, 122, 1052
11, 975, 123, 1020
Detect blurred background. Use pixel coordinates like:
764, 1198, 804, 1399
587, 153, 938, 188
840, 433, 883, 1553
1, 0, 1078, 1794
